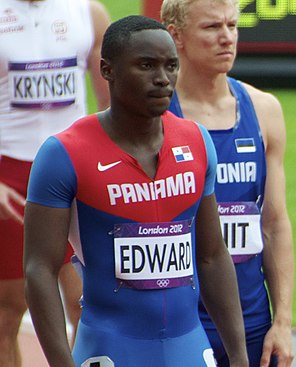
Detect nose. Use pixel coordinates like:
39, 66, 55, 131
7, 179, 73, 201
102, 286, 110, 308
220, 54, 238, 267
220, 25, 235, 45
153, 67, 170, 87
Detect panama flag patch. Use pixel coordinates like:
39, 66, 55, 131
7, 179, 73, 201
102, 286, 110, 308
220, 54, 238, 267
235, 138, 256, 153
172, 146, 194, 162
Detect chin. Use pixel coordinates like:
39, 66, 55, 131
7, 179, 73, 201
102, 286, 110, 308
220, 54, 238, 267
153, 106, 169, 117
217, 63, 234, 74
148, 103, 169, 117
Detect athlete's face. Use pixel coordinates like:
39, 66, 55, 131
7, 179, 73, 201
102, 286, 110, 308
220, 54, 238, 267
172, 0, 238, 75
107, 29, 179, 118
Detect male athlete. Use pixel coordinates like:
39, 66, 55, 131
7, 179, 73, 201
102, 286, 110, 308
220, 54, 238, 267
162, 0, 294, 365
24, 15, 248, 367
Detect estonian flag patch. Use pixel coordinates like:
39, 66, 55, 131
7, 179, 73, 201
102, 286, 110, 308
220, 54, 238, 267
172, 146, 194, 162
235, 138, 256, 153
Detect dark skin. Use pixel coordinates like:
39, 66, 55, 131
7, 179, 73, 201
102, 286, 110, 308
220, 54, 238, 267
24, 29, 248, 367
99, 30, 178, 179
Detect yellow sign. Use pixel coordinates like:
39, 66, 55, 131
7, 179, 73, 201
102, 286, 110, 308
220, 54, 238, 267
239, 0, 296, 27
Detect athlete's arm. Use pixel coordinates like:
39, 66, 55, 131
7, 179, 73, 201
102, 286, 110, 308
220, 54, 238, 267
196, 126, 248, 366
24, 139, 77, 367
24, 203, 74, 367
196, 193, 248, 367
88, 0, 111, 111
247, 84, 294, 367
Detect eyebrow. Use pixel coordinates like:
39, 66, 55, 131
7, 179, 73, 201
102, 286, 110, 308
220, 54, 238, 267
134, 55, 178, 62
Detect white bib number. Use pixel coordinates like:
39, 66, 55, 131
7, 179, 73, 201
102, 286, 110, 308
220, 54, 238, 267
113, 220, 194, 289
218, 201, 263, 262
8, 57, 78, 109
81, 356, 114, 367
203, 348, 217, 366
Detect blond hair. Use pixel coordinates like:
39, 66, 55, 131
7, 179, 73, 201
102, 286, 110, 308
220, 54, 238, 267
161, 0, 239, 28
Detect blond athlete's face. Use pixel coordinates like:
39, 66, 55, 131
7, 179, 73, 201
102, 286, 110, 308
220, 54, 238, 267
171, 0, 238, 75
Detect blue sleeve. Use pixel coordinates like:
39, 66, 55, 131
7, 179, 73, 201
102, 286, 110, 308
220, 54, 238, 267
27, 136, 77, 208
198, 123, 217, 197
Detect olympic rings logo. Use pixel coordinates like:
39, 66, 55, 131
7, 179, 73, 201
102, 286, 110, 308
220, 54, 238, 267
156, 279, 170, 288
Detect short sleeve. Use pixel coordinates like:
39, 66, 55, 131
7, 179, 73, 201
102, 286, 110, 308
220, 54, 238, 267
27, 136, 77, 208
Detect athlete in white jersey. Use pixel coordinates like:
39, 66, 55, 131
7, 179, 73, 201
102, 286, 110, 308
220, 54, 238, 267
0, 1, 110, 365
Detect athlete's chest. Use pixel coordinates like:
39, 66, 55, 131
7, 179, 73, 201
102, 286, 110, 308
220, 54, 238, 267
0, 1, 91, 64
77, 139, 205, 215
181, 97, 236, 131
61, 117, 208, 221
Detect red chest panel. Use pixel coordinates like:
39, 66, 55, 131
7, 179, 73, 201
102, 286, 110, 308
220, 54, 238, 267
57, 111, 208, 222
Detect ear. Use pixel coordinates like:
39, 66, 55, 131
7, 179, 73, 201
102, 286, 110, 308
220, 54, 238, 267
167, 24, 184, 50
100, 58, 113, 82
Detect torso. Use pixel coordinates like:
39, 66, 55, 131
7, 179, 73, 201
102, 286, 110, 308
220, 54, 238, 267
0, 0, 94, 160
28, 111, 216, 338
169, 77, 270, 329
171, 77, 266, 261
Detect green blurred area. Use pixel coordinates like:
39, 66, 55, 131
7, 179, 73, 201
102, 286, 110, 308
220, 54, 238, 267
87, 0, 296, 326
100, 0, 141, 20
85, 0, 141, 112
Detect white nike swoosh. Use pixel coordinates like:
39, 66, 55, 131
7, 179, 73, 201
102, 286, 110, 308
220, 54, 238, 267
97, 160, 122, 172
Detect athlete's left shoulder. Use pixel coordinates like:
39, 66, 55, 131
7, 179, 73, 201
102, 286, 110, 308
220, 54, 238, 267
163, 111, 209, 144
241, 81, 282, 111
163, 110, 198, 128
241, 82, 285, 144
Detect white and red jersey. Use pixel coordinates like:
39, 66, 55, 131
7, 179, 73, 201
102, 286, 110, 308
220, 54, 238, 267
0, 0, 94, 160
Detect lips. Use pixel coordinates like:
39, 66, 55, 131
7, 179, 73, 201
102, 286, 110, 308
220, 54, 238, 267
217, 50, 234, 56
148, 90, 173, 98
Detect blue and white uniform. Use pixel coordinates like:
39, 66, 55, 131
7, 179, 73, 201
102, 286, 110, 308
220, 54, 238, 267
27, 111, 218, 367
170, 77, 277, 366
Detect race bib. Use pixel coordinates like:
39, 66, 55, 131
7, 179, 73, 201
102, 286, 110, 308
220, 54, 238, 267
113, 220, 194, 289
8, 57, 77, 109
218, 201, 263, 263
203, 349, 217, 366
81, 356, 115, 367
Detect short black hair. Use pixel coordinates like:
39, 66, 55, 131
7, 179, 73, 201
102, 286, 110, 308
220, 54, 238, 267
101, 15, 168, 61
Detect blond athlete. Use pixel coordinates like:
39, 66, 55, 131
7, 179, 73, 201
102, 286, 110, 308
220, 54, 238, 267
162, 0, 294, 366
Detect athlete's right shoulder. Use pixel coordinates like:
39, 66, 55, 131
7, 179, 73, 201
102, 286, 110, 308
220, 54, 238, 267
28, 136, 77, 207
36, 136, 68, 163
